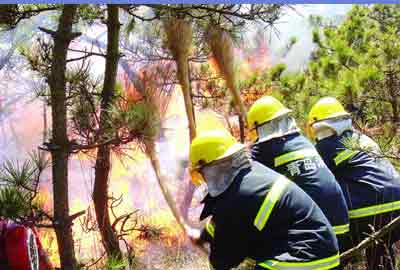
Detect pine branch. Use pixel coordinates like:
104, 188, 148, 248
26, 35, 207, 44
340, 215, 400, 263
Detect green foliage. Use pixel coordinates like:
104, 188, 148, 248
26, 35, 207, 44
0, 151, 49, 221
250, 4, 400, 133
0, 5, 59, 30
108, 98, 161, 143
105, 255, 128, 270
0, 187, 30, 219
77, 4, 104, 24
269, 63, 287, 81
302, 5, 400, 128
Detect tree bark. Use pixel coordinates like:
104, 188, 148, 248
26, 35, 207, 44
48, 5, 79, 270
93, 5, 122, 259
390, 96, 399, 127
387, 72, 400, 133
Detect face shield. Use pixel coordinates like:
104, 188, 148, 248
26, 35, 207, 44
311, 116, 353, 141
192, 147, 250, 197
256, 115, 299, 143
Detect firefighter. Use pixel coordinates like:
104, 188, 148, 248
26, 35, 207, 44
307, 96, 400, 270
247, 95, 350, 252
188, 129, 340, 270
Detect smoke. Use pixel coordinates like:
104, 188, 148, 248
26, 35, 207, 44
0, 5, 355, 267
265, 4, 352, 71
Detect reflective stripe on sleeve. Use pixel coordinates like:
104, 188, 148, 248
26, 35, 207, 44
205, 219, 215, 238
349, 200, 400, 219
259, 253, 340, 270
254, 176, 290, 231
334, 149, 359, 166
332, 223, 350, 235
274, 148, 319, 167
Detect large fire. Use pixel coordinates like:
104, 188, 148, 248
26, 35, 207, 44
0, 29, 272, 269
207, 31, 271, 81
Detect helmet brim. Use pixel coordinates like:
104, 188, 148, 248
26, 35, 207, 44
309, 111, 351, 125
251, 108, 292, 130
218, 143, 246, 161
193, 143, 247, 169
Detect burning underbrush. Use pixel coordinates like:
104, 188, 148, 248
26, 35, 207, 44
133, 222, 209, 270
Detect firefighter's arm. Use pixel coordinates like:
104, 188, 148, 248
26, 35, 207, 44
209, 214, 249, 270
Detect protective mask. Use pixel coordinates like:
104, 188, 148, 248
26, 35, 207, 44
312, 117, 352, 140
257, 115, 299, 143
201, 148, 251, 197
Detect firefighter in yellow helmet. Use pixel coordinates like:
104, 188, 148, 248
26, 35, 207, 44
247, 95, 350, 252
187, 129, 340, 270
307, 97, 400, 270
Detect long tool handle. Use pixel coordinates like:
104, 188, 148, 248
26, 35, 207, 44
146, 141, 209, 255
146, 141, 186, 231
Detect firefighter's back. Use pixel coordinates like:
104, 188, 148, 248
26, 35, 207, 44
251, 132, 350, 250
208, 161, 340, 270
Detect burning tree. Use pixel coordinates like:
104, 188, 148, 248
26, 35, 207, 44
0, 4, 288, 268
122, 4, 287, 225
0, 5, 81, 269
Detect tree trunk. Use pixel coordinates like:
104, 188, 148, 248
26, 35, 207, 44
93, 5, 123, 260
48, 5, 78, 270
387, 72, 400, 134
390, 97, 399, 127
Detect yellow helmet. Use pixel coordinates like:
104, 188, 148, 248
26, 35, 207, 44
307, 97, 350, 125
189, 129, 244, 185
247, 96, 292, 130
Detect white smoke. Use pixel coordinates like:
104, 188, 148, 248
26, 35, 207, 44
267, 4, 352, 71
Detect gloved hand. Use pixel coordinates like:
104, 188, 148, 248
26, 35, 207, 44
184, 224, 210, 255
185, 224, 202, 246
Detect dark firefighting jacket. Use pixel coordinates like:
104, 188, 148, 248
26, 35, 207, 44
251, 132, 350, 237
315, 130, 400, 221
199, 161, 339, 270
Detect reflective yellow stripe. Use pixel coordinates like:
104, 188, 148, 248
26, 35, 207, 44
349, 200, 400, 219
259, 253, 340, 270
274, 148, 319, 167
332, 224, 350, 235
205, 219, 215, 238
254, 177, 289, 231
334, 149, 359, 165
